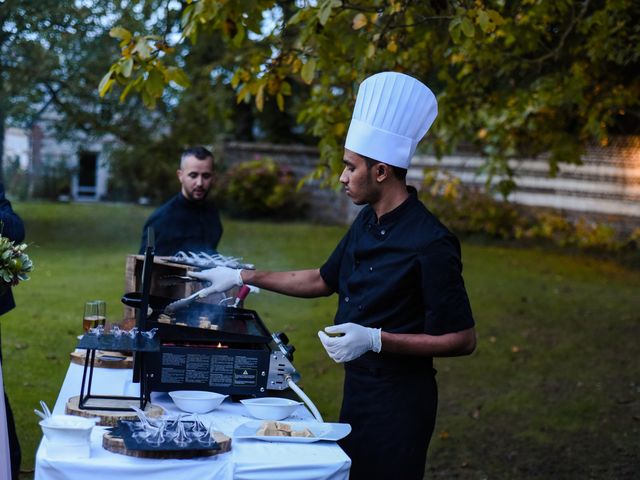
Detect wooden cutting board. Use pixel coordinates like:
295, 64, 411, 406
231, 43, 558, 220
65, 395, 164, 427
70, 350, 133, 369
102, 430, 231, 458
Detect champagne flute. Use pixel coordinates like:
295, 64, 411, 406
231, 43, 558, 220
83, 300, 106, 332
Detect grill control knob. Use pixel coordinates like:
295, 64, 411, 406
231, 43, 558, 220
274, 332, 290, 345
272, 332, 295, 360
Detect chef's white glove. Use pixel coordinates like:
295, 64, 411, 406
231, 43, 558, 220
317, 322, 382, 363
188, 267, 243, 295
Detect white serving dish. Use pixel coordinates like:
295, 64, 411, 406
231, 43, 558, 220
234, 420, 351, 443
240, 397, 303, 420
39, 415, 97, 445
169, 390, 228, 413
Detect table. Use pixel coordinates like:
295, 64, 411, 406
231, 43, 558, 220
35, 363, 351, 480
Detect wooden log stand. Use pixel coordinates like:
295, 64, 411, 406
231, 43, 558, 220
65, 395, 164, 427
70, 350, 133, 369
102, 430, 232, 459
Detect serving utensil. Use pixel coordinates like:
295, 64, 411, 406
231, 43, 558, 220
163, 291, 202, 314
40, 400, 52, 418
157, 275, 205, 287
34, 409, 48, 421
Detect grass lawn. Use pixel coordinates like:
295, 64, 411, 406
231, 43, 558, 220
2, 200, 639, 479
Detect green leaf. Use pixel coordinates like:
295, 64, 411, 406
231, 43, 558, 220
287, 9, 306, 26
236, 84, 251, 104
366, 43, 376, 58
119, 79, 136, 102
318, 0, 334, 26
166, 67, 190, 88
98, 72, 114, 97
142, 88, 156, 109
181, 4, 195, 29
109, 26, 131, 43
145, 68, 165, 98
448, 17, 462, 43
133, 38, 152, 60
276, 93, 285, 112
477, 10, 492, 33
255, 83, 265, 111
301, 59, 316, 84
352, 13, 368, 30
233, 24, 245, 47
487, 9, 505, 25
121, 58, 133, 78
461, 17, 475, 37
280, 81, 292, 96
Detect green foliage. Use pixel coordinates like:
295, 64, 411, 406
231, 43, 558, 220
420, 169, 639, 254
0, 232, 33, 285
216, 157, 308, 219
2, 157, 29, 200
102, 1, 640, 193
3, 157, 74, 201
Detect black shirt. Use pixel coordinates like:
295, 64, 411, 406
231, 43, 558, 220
139, 193, 223, 256
320, 187, 474, 370
0, 183, 25, 317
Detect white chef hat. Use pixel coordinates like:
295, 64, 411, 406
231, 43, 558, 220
345, 72, 438, 169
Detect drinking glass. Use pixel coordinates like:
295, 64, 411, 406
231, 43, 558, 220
83, 300, 106, 332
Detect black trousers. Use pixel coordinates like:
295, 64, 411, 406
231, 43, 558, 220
338, 365, 438, 480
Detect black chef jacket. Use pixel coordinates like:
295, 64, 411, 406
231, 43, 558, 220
319, 186, 474, 480
139, 193, 223, 256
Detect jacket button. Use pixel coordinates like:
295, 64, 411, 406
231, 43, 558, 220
358, 305, 363, 311
345, 297, 350, 303
369, 267, 373, 272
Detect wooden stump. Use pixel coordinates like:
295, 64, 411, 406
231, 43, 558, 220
65, 395, 164, 427
102, 430, 231, 458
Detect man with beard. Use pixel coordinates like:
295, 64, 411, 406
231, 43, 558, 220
189, 72, 476, 479
139, 146, 223, 256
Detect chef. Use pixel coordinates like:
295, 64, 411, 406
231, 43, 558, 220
190, 72, 476, 479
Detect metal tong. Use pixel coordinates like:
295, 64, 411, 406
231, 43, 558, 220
157, 275, 203, 287
163, 290, 203, 314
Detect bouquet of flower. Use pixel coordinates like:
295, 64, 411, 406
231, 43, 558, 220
0, 235, 33, 288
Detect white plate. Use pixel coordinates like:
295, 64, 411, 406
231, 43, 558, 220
233, 420, 351, 443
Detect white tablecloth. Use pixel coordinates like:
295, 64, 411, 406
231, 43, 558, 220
0, 360, 12, 480
35, 363, 350, 480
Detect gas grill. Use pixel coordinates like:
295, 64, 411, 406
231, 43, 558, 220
145, 303, 298, 397
128, 229, 299, 401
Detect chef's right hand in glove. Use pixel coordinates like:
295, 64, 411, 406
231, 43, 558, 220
317, 322, 382, 363
188, 267, 243, 295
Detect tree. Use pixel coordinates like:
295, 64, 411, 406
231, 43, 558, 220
2, 1, 238, 201
101, 0, 640, 195
0, 0, 80, 183
0, 0, 170, 191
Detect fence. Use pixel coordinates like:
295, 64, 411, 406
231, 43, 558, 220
220, 137, 640, 227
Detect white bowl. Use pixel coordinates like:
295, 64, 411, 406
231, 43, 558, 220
240, 397, 303, 420
39, 415, 97, 445
169, 390, 228, 413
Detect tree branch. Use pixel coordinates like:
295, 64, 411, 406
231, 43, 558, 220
526, 0, 591, 65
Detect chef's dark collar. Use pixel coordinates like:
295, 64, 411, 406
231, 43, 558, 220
375, 185, 419, 225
